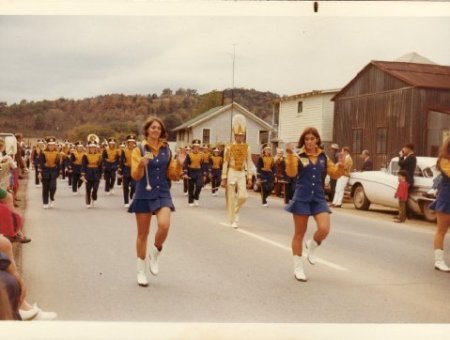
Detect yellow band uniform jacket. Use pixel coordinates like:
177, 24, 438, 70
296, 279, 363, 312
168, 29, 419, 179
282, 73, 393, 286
38, 150, 60, 179
70, 151, 85, 174
82, 153, 103, 181
102, 147, 120, 171
221, 143, 255, 181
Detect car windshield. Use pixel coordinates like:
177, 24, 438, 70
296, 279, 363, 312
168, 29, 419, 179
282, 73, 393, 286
390, 160, 438, 178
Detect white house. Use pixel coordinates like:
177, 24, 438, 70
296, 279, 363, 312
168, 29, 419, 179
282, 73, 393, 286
172, 102, 275, 154
275, 89, 340, 149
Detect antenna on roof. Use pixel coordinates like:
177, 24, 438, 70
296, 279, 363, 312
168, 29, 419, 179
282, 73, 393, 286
230, 43, 237, 142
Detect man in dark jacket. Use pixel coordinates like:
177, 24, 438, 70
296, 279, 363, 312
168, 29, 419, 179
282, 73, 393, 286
398, 143, 417, 191
360, 150, 373, 171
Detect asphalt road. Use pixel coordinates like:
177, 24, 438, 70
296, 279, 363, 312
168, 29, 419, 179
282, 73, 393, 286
22, 175, 450, 323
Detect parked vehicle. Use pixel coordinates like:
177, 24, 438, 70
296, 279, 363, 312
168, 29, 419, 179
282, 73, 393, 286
348, 157, 438, 222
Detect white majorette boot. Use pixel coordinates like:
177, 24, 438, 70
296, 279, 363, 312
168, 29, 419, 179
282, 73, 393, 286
149, 246, 160, 276
305, 239, 319, 265
293, 255, 307, 282
137, 258, 149, 286
434, 249, 450, 272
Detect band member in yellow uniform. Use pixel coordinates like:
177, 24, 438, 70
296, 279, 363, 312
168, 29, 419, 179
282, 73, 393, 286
182, 146, 191, 196
201, 144, 211, 187
256, 145, 275, 207
60, 139, 71, 182
38, 136, 60, 209
31, 139, 45, 187
119, 135, 137, 208
221, 114, 256, 229
102, 137, 120, 195
210, 147, 223, 196
281, 144, 298, 205
81, 138, 103, 208
69, 141, 85, 196
183, 139, 204, 207
117, 142, 126, 188
128, 116, 184, 287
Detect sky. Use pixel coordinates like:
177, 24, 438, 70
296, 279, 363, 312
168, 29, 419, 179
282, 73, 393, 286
0, 1, 450, 104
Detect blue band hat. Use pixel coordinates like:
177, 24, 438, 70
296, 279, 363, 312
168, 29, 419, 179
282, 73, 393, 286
192, 139, 201, 147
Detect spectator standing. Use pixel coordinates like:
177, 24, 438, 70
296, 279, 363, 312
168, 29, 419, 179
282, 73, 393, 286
328, 143, 340, 201
360, 150, 373, 171
429, 136, 450, 272
330, 146, 353, 208
394, 170, 409, 223
398, 143, 417, 192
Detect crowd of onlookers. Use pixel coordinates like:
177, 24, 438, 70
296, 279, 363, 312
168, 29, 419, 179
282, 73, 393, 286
0, 133, 57, 321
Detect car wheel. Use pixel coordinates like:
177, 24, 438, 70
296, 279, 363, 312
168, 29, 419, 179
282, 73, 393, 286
353, 185, 371, 210
421, 201, 437, 223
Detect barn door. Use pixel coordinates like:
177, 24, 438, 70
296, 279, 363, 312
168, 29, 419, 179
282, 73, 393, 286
427, 110, 450, 156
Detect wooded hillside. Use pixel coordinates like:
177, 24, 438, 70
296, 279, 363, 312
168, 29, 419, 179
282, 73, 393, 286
0, 88, 279, 142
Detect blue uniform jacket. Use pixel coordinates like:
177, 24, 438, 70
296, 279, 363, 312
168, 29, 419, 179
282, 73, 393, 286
134, 144, 172, 200
292, 151, 328, 203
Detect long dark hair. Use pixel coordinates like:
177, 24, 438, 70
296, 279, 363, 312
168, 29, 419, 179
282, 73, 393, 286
297, 127, 322, 149
437, 136, 450, 171
143, 116, 168, 140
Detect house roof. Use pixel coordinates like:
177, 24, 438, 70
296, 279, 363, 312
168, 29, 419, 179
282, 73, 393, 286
333, 59, 450, 100
172, 102, 274, 132
372, 61, 450, 90
280, 88, 341, 102
395, 52, 436, 65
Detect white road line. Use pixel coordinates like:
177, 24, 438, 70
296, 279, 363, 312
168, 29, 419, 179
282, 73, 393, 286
219, 222, 348, 271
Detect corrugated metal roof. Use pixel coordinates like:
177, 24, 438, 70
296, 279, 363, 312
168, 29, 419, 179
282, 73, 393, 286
372, 61, 450, 90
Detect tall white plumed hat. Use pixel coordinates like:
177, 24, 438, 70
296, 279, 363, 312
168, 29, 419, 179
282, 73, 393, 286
232, 114, 246, 135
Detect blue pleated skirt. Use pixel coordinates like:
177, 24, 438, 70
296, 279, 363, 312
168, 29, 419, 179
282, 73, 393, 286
284, 199, 331, 216
429, 197, 450, 214
128, 198, 175, 214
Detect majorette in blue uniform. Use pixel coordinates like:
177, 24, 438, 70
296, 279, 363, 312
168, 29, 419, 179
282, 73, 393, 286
102, 137, 120, 195
430, 157, 450, 272
118, 135, 137, 208
81, 137, 103, 208
183, 139, 204, 207
256, 144, 275, 206
210, 147, 223, 196
69, 141, 85, 195
285, 147, 343, 216
127, 140, 181, 214
38, 136, 60, 209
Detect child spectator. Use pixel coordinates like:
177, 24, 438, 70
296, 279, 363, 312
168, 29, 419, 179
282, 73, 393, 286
394, 170, 410, 223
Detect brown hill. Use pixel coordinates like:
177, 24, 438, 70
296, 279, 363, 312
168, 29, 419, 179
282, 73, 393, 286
0, 88, 279, 142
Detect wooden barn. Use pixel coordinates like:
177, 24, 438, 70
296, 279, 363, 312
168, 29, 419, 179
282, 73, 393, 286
332, 55, 450, 170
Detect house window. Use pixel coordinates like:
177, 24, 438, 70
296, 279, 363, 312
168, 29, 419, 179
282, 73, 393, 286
202, 128, 210, 145
352, 129, 362, 154
376, 128, 387, 154
297, 101, 303, 114
259, 130, 269, 145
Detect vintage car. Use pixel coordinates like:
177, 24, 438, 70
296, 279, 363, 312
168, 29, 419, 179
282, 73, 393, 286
348, 157, 438, 222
